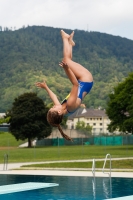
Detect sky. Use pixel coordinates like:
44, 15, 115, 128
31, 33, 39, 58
0, 0, 133, 40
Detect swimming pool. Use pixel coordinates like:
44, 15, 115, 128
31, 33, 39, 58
0, 174, 133, 200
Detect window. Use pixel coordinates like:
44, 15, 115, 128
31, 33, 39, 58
100, 118, 102, 120
87, 123, 89, 125
90, 118, 92, 120
100, 123, 102, 126
100, 128, 102, 131
93, 123, 96, 126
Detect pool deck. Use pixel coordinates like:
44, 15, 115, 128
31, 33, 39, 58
0, 161, 133, 177
0, 158, 133, 177
0, 169, 133, 178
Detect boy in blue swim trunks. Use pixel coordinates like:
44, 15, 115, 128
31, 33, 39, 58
35, 30, 93, 141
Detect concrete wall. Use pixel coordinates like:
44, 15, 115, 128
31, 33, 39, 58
47, 129, 89, 139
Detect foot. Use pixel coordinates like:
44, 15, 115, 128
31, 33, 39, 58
68, 31, 75, 46
60, 30, 69, 39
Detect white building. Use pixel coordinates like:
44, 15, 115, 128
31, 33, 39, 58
66, 108, 111, 135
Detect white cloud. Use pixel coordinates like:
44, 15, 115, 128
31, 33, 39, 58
0, 0, 133, 40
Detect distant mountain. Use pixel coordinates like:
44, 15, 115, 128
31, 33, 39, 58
0, 26, 133, 112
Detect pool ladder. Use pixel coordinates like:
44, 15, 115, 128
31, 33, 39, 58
92, 158, 95, 178
102, 154, 111, 177
92, 154, 111, 177
103, 154, 112, 199
3, 154, 8, 171
92, 154, 112, 199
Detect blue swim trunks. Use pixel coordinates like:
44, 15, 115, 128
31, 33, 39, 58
61, 80, 93, 116
78, 80, 93, 100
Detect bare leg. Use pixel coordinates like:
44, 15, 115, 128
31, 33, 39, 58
68, 31, 75, 46
61, 30, 72, 59
61, 30, 93, 82
60, 30, 75, 46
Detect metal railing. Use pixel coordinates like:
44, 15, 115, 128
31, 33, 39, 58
3, 154, 8, 171
92, 158, 95, 178
92, 159, 96, 199
102, 154, 111, 177
91, 156, 112, 199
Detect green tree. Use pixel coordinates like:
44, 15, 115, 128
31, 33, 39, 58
106, 72, 133, 133
0, 115, 10, 124
0, 118, 5, 124
76, 121, 86, 130
76, 121, 92, 135
8, 92, 52, 147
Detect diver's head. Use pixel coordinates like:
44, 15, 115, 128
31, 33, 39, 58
47, 109, 73, 141
47, 108, 63, 126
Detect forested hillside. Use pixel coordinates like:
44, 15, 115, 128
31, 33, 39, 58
0, 26, 133, 112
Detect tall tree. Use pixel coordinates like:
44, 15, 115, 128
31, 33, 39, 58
8, 92, 52, 147
106, 72, 133, 134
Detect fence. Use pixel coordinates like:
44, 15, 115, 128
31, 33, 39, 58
36, 135, 133, 146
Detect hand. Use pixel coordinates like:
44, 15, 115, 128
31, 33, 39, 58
59, 61, 69, 69
35, 81, 47, 89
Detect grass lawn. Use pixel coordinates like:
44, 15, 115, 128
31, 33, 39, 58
0, 131, 133, 169
21, 159, 133, 170
0, 144, 133, 164
0, 132, 27, 147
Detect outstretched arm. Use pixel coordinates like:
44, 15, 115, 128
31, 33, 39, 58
35, 81, 60, 105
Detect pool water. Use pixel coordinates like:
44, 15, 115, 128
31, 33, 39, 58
0, 174, 133, 200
